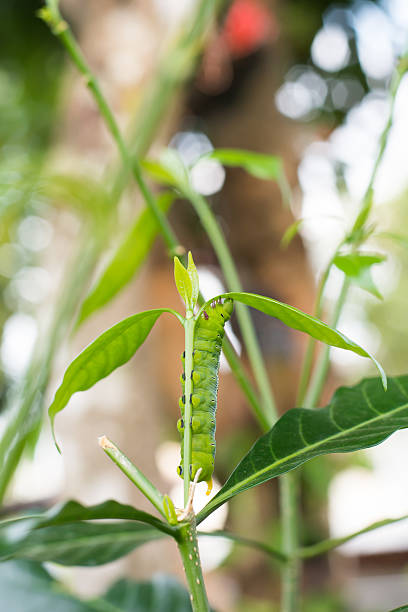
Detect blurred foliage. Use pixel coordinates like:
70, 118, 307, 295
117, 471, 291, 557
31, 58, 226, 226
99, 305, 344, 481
368, 190, 408, 374
0, 0, 63, 406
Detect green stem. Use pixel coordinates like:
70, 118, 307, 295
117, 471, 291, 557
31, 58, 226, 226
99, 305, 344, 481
351, 55, 407, 235
183, 315, 195, 506
41, 1, 181, 257
304, 277, 350, 409
197, 530, 288, 563
280, 472, 300, 612
122, 0, 228, 167
298, 514, 408, 559
221, 338, 267, 429
99, 435, 165, 519
177, 518, 210, 612
296, 261, 333, 406
184, 188, 277, 427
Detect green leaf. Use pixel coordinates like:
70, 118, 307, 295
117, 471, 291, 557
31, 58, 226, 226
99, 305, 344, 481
174, 253, 199, 311
187, 251, 199, 309
143, 149, 190, 192
0, 500, 175, 566
0, 522, 164, 566
197, 376, 408, 524
76, 192, 175, 327
101, 575, 193, 612
388, 607, 408, 612
0, 561, 194, 611
48, 308, 180, 449
201, 292, 386, 386
204, 148, 282, 181
281, 219, 303, 248
43, 173, 112, 220
0, 561, 93, 611
34, 499, 175, 535
333, 252, 386, 299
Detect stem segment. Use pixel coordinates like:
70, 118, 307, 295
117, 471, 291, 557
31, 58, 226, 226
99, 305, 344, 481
177, 518, 210, 612
184, 188, 277, 427
183, 315, 195, 506
99, 435, 165, 519
280, 472, 300, 612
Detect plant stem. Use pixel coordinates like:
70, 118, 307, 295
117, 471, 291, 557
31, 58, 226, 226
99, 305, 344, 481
197, 530, 288, 563
304, 277, 350, 408
280, 472, 299, 612
296, 260, 334, 406
221, 338, 267, 429
183, 315, 195, 506
184, 188, 277, 427
177, 518, 210, 612
121, 0, 228, 170
99, 435, 166, 519
42, 1, 181, 257
298, 514, 408, 559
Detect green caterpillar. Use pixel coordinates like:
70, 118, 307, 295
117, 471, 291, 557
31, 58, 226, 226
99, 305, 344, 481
177, 298, 234, 494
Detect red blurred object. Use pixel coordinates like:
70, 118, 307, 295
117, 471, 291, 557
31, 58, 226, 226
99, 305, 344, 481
222, 0, 277, 58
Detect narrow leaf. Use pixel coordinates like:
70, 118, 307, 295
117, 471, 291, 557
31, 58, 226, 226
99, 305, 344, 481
0, 522, 164, 566
0, 500, 175, 566
76, 192, 175, 327
174, 257, 193, 310
333, 252, 386, 299
34, 499, 175, 535
187, 251, 199, 309
48, 308, 179, 449
205, 149, 282, 181
201, 292, 386, 386
281, 219, 303, 248
197, 376, 408, 523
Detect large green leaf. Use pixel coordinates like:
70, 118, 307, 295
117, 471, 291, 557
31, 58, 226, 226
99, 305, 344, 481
197, 376, 408, 523
101, 575, 193, 612
76, 192, 175, 327
0, 521, 164, 566
201, 292, 386, 385
48, 308, 181, 448
0, 561, 93, 611
203, 148, 282, 181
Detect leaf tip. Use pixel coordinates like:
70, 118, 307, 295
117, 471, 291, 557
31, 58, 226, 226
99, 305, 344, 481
51, 422, 62, 455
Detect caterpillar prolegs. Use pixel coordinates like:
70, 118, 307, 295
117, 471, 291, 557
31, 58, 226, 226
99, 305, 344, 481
177, 298, 234, 494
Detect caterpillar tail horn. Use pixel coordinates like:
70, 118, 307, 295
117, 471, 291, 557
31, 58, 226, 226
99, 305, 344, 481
206, 478, 213, 496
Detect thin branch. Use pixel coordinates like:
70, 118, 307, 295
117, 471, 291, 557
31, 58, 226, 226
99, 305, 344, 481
298, 514, 408, 559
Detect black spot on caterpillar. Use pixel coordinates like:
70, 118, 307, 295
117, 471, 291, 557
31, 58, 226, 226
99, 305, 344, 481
177, 298, 234, 494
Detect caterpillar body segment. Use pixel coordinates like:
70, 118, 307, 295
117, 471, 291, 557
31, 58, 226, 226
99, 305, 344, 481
177, 299, 233, 493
